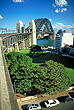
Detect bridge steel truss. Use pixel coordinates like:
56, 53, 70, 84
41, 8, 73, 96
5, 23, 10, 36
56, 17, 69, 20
35, 18, 53, 33
26, 18, 54, 35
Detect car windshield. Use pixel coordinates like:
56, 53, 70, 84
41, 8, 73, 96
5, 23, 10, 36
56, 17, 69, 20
53, 100, 56, 103
50, 102, 56, 105
33, 107, 37, 108
35, 104, 38, 107
46, 101, 49, 104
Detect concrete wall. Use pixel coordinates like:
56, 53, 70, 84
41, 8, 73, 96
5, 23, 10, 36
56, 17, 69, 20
0, 37, 19, 110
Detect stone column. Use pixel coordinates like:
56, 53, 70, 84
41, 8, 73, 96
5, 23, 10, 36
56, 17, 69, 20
26, 39, 28, 47
15, 42, 19, 52
8, 47, 12, 53
21, 40, 25, 49
6, 39, 8, 48
28, 35, 31, 47
11, 45, 14, 50
53, 29, 56, 40
25, 39, 28, 47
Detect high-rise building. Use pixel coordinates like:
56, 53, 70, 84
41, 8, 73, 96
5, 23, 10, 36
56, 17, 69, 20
55, 33, 73, 52
16, 21, 23, 33
55, 36, 61, 52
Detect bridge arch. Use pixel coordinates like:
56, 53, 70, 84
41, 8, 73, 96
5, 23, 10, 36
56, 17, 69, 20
35, 18, 53, 33
25, 18, 54, 37
2, 32, 34, 49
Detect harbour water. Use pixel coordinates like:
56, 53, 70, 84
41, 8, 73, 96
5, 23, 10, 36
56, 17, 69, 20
37, 39, 55, 47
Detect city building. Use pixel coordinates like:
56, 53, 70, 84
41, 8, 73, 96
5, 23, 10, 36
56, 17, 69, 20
55, 36, 61, 52
55, 33, 73, 52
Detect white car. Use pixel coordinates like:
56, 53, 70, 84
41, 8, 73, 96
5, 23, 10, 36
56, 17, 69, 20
44, 99, 60, 108
27, 104, 41, 110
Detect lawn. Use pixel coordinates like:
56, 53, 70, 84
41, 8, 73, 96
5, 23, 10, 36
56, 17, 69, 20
19, 48, 30, 54
66, 68, 74, 85
18, 49, 74, 69
32, 52, 74, 69
19, 49, 74, 84
5, 49, 74, 84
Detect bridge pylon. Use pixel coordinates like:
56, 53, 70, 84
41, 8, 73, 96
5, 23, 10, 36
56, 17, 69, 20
29, 20, 36, 45
53, 29, 56, 40
15, 42, 19, 52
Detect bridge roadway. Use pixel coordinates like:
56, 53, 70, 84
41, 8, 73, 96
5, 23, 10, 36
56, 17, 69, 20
0, 37, 19, 110
0, 32, 32, 38
42, 101, 74, 110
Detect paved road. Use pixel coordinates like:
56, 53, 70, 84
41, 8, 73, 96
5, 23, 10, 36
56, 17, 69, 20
21, 101, 74, 110
42, 101, 74, 110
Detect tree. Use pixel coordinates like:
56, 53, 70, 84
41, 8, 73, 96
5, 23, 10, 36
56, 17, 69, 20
57, 29, 66, 35
63, 30, 66, 33
30, 45, 42, 55
5, 52, 33, 94
57, 29, 62, 35
5, 52, 71, 95
31, 60, 71, 95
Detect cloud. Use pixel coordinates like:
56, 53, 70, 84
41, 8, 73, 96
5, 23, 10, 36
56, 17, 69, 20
55, 8, 67, 13
0, 15, 3, 19
53, 23, 74, 34
49, 19, 52, 21
12, 0, 24, 3
65, 24, 74, 29
61, 8, 67, 12
55, 8, 60, 13
53, 0, 68, 13
55, 0, 68, 7
57, 23, 64, 27
52, 3, 56, 7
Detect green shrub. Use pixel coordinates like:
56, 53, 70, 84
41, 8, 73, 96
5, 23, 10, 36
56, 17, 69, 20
31, 60, 71, 94
5, 52, 33, 94
5, 52, 71, 95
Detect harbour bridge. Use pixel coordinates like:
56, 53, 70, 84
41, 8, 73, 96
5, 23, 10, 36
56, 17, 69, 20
26, 18, 54, 36
0, 18, 55, 49
0, 18, 55, 110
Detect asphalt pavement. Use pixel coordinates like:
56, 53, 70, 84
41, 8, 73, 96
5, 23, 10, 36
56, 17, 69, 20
41, 101, 74, 110
21, 101, 74, 110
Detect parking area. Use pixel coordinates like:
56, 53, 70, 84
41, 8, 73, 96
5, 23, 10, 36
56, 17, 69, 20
17, 89, 74, 110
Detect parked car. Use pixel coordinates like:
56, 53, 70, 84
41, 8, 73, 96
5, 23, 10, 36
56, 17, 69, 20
44, 99, 60, 108
57, 95, 73, 103
68, 92, 74, 100
27, 104, 41, 110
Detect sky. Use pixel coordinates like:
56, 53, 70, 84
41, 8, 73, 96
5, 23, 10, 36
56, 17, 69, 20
0, 0, 74, 33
